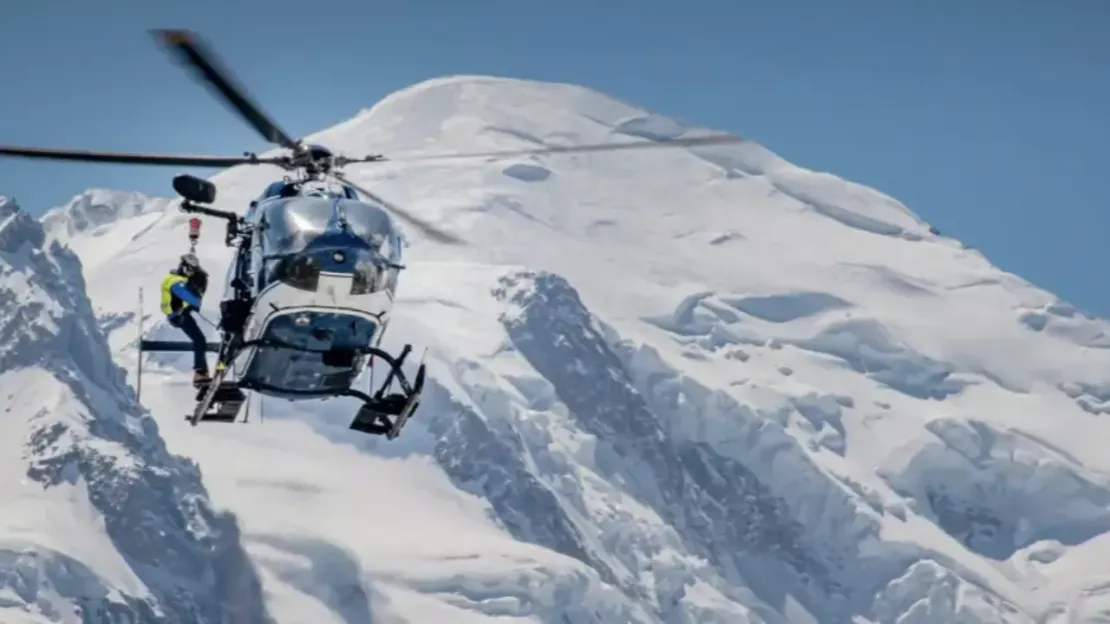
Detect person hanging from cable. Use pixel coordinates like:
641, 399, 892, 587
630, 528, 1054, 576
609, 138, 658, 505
161, 253, 211, 387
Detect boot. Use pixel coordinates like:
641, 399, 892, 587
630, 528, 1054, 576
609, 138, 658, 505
192, 370, 212, 388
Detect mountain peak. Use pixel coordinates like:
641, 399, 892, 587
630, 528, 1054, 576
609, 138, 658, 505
300, 73, 934, 254
0, 195, 46, 253
41, 188, 176, 242
0, 194, 18, 218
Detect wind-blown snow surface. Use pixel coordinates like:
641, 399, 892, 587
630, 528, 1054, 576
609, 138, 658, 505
31, 75, 1110, 622
0, 196, 271, 622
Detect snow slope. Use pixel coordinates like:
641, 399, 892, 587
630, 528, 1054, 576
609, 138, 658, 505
31, 74, 1110, 622
0, 196, 271, 623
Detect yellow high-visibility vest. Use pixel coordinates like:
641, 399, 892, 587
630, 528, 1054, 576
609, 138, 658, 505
160, 273, 188, 315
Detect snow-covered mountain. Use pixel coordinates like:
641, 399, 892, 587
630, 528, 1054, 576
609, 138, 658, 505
0, 196, 272, 623
19, 74, 1110, 623
41, 188, 177, 245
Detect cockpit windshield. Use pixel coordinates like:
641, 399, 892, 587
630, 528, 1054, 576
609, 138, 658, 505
253, 196, 402, 295
261, 197, 332, 254
260, 197, 394, 255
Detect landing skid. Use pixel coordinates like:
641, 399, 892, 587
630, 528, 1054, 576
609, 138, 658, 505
347, 345, 426, 439
179, 336, 425, 438
348, 389, 421, 439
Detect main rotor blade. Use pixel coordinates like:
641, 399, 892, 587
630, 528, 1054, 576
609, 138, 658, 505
0, 145, 281, 168
153, 29, 300, 150
334, 172, 465, 246
384, 133, 745, 163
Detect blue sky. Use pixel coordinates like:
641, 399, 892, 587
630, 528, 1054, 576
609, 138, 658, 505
1, 1, 1108, 315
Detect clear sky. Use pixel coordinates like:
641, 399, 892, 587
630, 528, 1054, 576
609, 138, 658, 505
1, 1, 1108, 315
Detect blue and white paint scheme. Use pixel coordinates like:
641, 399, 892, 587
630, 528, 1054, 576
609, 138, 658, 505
229, 179, 405, 399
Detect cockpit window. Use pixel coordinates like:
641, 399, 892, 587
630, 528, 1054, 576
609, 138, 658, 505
260, 198, 333, 255
259, 246, 391, 295
252, 196, 402, 295
351, 252, 386, 295
263, 253, 322, 292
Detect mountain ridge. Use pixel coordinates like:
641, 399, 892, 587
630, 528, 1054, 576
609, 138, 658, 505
0, 196, 272, 623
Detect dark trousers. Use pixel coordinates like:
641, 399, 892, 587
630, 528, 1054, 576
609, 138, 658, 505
172, 312, 208, 373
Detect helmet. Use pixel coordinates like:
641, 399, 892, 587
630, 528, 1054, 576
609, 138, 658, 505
179, 253, 201, 272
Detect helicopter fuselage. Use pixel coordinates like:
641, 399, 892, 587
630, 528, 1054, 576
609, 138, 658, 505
227, 190, 404, 400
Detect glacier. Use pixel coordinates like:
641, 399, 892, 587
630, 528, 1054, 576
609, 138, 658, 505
5, 74, 1110, 622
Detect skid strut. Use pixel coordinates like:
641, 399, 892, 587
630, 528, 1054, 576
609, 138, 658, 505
348, 344, 426, 439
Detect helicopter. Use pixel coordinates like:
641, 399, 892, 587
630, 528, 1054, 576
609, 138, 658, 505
163, 170, 424, 437
0, 29, 745, 438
